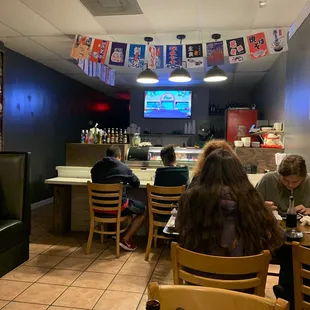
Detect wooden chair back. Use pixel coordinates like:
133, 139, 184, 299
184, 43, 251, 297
148, 282, 289, 310
292, 241, 310, 310
171, 242, 270, 296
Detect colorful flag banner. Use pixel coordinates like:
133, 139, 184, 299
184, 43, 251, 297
185, 43, 204, 68
128, 44, 146, 68
89, 39, 109, 63
266, 28, 288, 54
109, 42, 127, 66
148, 45, 164, 69
71, 35, 92, 59
247, 32, 269, 60
166, 45, 182, 69
226, 37, 247, 64
206, 41, 224, 66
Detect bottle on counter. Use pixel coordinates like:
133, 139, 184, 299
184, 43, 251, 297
111, 129, 115, 144
81, 130, 85, 143
123, 129, 128, 144
103, 129, 107, 144
88, 131, 94, 144
146, 300, 160, 310
115, 129, 119, 144
119, 129, 123, 144
286, 195, 297, 229
98, 130, 103, 144
85, 130, 89, 144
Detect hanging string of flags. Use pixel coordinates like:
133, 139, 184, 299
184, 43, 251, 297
70, 29, 288, 71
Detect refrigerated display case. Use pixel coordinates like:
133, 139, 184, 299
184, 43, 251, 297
126, 146, 201, 168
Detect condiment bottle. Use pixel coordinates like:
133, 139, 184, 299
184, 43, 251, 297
146, 300, 160, 310
286, 196, 297, 229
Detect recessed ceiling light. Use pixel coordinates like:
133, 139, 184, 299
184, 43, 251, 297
259, 0, 267, 8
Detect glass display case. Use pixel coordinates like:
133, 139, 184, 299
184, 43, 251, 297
126, 146, 201, 168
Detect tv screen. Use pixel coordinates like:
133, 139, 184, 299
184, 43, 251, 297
144, 90, 192, 119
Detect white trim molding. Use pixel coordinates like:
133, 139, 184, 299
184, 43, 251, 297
289, 1, 310, 39
31, 197, 53, 210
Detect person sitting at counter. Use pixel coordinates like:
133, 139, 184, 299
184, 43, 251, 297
256, 154, 310, 214
176, 148, 283, 257
154, 144, 189, 187
189, 139, 236, 188
91, 146, 146, 251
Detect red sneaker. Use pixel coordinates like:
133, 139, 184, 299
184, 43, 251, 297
119, 239, 137, 251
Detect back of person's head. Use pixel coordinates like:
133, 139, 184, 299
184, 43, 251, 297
160, 144, 176, 166
279, 155, 307, 178
106, 146, 121, 159
195, 139, 235, 175
178, 148, 283, 256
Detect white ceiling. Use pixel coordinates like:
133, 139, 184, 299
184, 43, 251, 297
0, 0, 308, 93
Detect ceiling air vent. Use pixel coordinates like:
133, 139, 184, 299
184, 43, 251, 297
80, 0, 143, 16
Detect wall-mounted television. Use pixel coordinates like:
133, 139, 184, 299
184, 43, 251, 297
144, 90, 192, 119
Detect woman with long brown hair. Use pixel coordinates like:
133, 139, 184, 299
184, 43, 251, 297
189, 139, 236, 188
177, 148, 283, 256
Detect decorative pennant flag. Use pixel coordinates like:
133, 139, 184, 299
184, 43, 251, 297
166, 45, 182, 69
266, 28, 288, 54
89, 39, 109, 64
71, 35, 93, 59
226, 37, 247, 64
148, 45, 164, 69
247, 32, 269, 60
206, 41, 224, 66
109, 42, 127, 66
128, 44, 146, 68
185, 43, 204, 68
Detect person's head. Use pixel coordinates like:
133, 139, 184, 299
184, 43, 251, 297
278, 155, 307, 190
195, 139, 235, 175
160, 144, 176, 166
177, 148, 283, 256
106, 146, 121, 160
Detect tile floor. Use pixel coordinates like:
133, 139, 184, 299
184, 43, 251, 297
0, 204, 280, 309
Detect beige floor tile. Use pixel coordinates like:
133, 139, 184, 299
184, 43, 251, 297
94, 290, 142, 310
34, 233, 62, 246
22, 253, 37, 265
266, 276, 279, 289
38, 269, 82, 286
72, 271, 115, 290
97, 246, 132, 261
70, 245, 104, 259
0, 300, 8, 309
268, 264, 280, 274
108, 275, 149, 294
25, 255, 64, 268
15, 283, 67, 305
42, 245, 78, 257
2, 266, 50, 283
55, 257, 94, 271
48, 307, 81, 310
128, 249, 161, 264
53, 287, 103, 309
151, 264, 174, 285
265, 288, 276, 300
2, 302, 48, 310
0, 280, 31, 301
29, 243, 52, 254
137, 294, 149, 310
87, 259, 125, 274
119, 262, 156, 278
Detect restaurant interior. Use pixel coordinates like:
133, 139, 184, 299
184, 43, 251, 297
1, 0, 310, 309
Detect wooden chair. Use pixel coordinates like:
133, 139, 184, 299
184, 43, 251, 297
145, 184, 186, 261
292, 241, 310, 310
148, 282, 289, 310
171, 242, 270, 296
85, 181, 131, 258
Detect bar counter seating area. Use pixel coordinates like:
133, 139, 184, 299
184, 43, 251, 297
1, 1, 310, 310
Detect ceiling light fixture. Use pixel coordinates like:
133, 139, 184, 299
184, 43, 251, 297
204, 34, 227, 83
136, 37, 159, 84
168, 35, 191, 83
259, 0, 267, 8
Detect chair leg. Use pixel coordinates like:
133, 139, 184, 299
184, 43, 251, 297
116, 222, 120, 259
154, 227, 158, 249
100, 224, 104, 244
86, 220, 95, 255
145, 224, 153, 261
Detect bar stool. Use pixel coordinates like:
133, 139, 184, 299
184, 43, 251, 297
85, 181, 131, 258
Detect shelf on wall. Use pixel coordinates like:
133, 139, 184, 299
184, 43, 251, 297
250, 131, 284, 135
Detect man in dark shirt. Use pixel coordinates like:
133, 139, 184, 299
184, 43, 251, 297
91, 146, 146, 251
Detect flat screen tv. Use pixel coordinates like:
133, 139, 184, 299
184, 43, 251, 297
144, 90, 192, 119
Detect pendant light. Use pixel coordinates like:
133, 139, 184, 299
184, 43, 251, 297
136, 37, 159, 84
204, 34, 227, 83
168, 34, 191, 83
